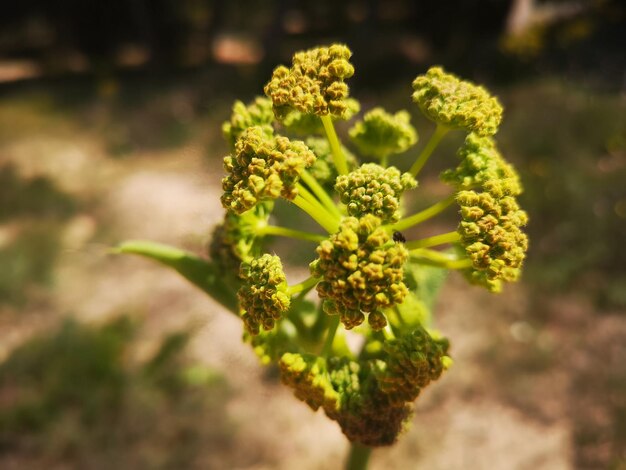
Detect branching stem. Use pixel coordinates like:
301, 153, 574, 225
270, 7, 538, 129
392, 194, 456, 232
321, 315, 340, 357
321, 114, 349, 175
409, 124, 449, 177
380, 154, 389, 168
287, 276, 321, 295
292, 195, 338, 233
405, 231, 460, 250
258, 225, 326, 243
410, 248, 473, 270
382, 323, 396, 341
301, 170, 342, 218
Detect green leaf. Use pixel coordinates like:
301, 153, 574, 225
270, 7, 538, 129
115, 240, 239, 313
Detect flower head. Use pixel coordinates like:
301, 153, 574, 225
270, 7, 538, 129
348, 108, 418, 159
441, 133, 522, 197
264, 44, 355, 119
222, 96, 275, 148
310, 215, 409, 330
279, 353, 338, 411
456, 190, 529, 292
412, 67, 503, 136
335, 164, 417, 223
221, 126, 316, 214
326, 357, 411, 447
238, 254, 291, 335
374, 326, 450, 404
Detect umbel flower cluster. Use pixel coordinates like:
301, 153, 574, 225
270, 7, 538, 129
208, 44, 529, 446
121, 44, 528, 452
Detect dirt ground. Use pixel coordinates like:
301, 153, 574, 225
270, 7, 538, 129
0, 79, 624, 470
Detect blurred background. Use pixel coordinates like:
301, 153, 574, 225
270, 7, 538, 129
0, 0, 624, 468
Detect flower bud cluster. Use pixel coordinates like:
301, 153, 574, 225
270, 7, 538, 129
238, 254, 291, 335
349, 108, 418, 159
222, 97, 275, 148
326, 357, 411, 447
310, 215, 409, 330
374, 326, 450, 404
456, 190, 529, 292
412, 67, 503, 136
441, 133, 521, 197
207, 44, 529, 449
221, 126, 316, 214
264, 44, 355, 119
279, 353, 338, 411
335, 164, 417, 223
279, 353, 411, 446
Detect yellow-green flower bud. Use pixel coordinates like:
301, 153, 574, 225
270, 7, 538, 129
335, 164, 417, 223
348, 108, 418, 159
310, 215, 409, 330
375, 326, 450, 404
264, 44, 355, 119
441, 132, 522, 197
238, 254, 291, 335
412, 67, 503, 136
221, 126, 316, 214
222, 96, 275, 148
456, 190, 529, 292
279, 353, 338, 411
325, 357, 411, 446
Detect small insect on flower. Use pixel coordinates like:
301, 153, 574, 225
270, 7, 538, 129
393, 231, 406, 243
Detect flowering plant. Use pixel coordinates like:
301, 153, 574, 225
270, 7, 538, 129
119, 44, 528, 469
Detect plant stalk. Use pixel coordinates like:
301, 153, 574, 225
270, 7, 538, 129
405, 230, 460, 250
259, 225, 326, 243
292, 194, 338, 233
409, 124, 449, 177
345, 442, 372, 470
321, 114, 349, 175
393, 194, 456, 232
301, 170, 342, 218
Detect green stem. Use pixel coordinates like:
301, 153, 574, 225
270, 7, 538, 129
405, 231, 460, 250
287, 276, 321, 295
297, 183, 335, 217
391, 306, 406, 326
321, 315, 340, 357
259, 225, 326, 243
292, 194, 338, 233
380, 154, 389, 168
382, 323, 396, 341
321, 114, 349, 175
410, 248, 473, 270
393, 194, 456, 232
300, 170, 342, 218
409, 124, 449, 177
346, 442, 372, 470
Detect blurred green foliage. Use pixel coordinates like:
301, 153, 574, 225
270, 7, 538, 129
0, 165, 76, 222
0, 165, 79, 306
0, 222, 62, 305
0, 316, 235, 469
